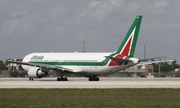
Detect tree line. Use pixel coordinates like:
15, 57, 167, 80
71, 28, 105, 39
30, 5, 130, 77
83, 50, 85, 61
0, 60, 27, 77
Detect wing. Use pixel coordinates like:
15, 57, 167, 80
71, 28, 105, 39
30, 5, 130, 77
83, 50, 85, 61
139, 57, 166, 62
137, 59, 175, 66
7, 60, 73, 72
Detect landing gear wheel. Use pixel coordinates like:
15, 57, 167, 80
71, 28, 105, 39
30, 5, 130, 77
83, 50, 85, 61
29, 77, 33, 81
57, 78, 60, 81
95, 77, 99, 81
89, 76, 99, 81
57, 77, 68, 81
64, 78, 68, 81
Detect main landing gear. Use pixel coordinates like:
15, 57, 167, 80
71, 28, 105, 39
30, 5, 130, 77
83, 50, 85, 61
57, 76, 68, 81
89, 76, 99, 81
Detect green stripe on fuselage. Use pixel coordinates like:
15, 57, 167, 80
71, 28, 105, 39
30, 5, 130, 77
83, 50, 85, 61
29, 53, 116, 66
28, 51, 119, 67
29, 61, 106, 66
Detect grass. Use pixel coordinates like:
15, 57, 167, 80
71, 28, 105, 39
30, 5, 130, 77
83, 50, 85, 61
0, 88, 180, 108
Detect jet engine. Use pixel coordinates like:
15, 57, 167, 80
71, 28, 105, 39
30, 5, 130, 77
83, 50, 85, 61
28, 67, 48, 78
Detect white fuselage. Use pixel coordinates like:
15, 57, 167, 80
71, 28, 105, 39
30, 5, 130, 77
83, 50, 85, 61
22, 52, 139, 75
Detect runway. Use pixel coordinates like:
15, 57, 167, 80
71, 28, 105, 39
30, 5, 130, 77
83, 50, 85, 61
1, 77, 180, 88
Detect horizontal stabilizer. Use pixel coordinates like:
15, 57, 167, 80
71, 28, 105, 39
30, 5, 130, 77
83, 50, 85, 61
138, 59, 175, 66
139, 57, 167, 62
105, 56, 132, 65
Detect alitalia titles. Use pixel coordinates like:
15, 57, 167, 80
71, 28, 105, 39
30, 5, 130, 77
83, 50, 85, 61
31, 55, 44, 61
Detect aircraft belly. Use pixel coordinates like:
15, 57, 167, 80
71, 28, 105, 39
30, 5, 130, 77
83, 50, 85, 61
80, 63, 135, 75
79, 66, 122, 75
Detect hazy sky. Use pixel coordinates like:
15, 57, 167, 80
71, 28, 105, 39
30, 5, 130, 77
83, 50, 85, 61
0, 0, 179, 63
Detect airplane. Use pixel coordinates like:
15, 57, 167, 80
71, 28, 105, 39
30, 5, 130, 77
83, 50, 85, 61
7, 15, 174, 81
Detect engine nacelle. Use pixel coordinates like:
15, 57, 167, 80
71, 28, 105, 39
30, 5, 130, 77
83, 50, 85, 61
28, 67, 48, 78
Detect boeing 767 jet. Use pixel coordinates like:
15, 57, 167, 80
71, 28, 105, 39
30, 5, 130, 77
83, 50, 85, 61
8, 15, 174, 81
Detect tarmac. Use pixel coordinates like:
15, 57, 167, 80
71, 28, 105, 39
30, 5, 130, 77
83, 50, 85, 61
1, 77, 180, 88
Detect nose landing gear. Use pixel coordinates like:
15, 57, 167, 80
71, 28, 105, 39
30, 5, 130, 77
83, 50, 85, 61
29, 77, 34, 81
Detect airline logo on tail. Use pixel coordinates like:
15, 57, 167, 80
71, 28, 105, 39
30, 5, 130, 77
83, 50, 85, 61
107, 16, 142, 66
119, 27, 136, 56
